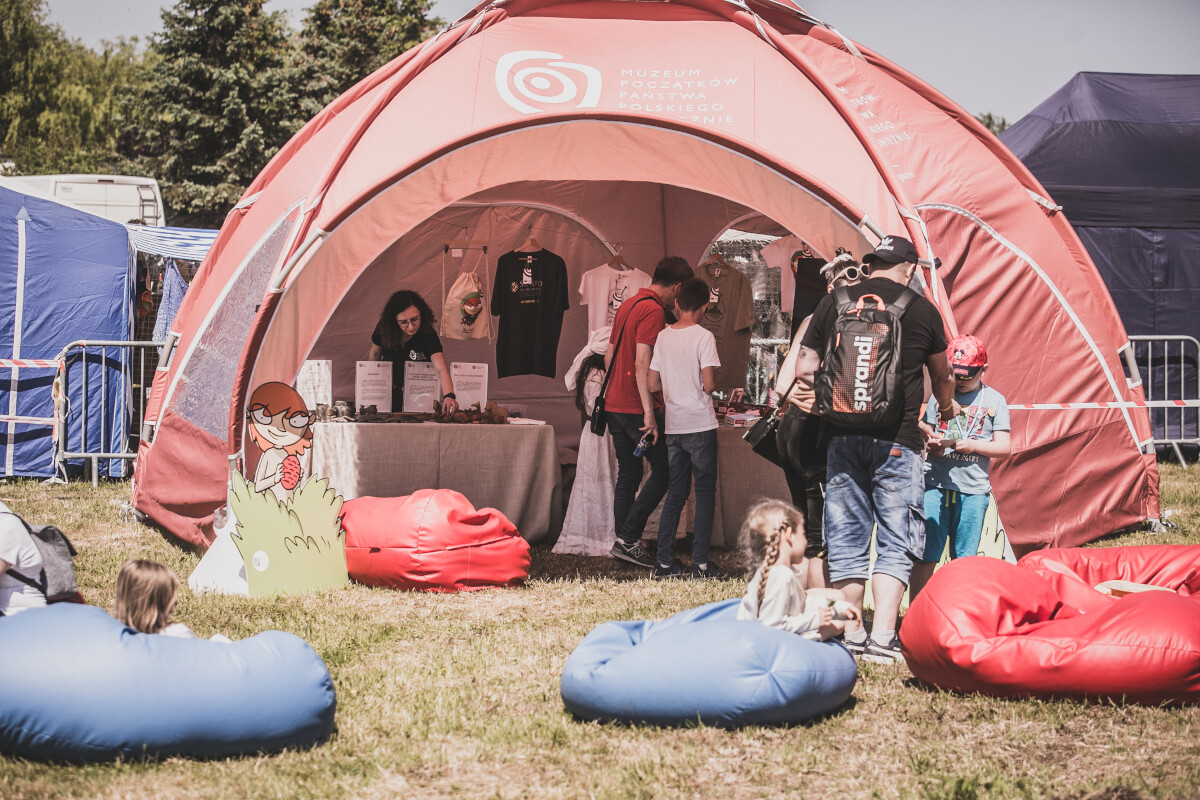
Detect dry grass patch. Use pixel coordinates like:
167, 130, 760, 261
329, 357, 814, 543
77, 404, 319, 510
1, 466, 1200, 799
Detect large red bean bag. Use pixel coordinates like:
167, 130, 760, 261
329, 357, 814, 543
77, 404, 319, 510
341, 489, 530, 592
901, 546, 1200, 704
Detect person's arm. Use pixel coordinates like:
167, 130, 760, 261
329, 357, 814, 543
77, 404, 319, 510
367, 344, 383, 361
775, 318, 810, 398
634, 342, 658, 441
431, 353, 458, 414
953, 430, 1011, 459
701, 365, 716, 394
648, 367, 662, 394
795, 345, 821, 388
926, 352, 961, 421
0, 557, 10, 578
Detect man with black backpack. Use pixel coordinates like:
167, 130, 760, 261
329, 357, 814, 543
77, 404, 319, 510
795, 235, 958, 664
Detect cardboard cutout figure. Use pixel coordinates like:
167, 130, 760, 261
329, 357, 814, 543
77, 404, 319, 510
247, 382, 314, 504
192, 382, 348, 597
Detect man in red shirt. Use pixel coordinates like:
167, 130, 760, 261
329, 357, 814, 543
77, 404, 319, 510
604, 256, 695, 567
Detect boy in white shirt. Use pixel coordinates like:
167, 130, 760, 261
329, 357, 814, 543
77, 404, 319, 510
648, 277, 727, 580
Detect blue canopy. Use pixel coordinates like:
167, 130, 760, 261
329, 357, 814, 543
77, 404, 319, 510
1001, 72, 1200, 336
0, 180, 132, 478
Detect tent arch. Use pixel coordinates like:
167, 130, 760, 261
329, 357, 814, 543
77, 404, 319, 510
243, 117, 879, 425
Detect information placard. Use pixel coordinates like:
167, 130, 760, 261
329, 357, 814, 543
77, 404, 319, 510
296, 360, 332, 408
451, 362, 488, 410
355, 361, 392, 413
403, 361, 440, 413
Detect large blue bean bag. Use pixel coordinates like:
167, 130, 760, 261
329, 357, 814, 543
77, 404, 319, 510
561, 599, 857, 727
0, 604, 336, 761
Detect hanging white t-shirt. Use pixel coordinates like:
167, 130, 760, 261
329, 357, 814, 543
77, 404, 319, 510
760, 235, 801, 314
0, 502, 46, 616
650, 323, 721, 434
578, 264, 653, 334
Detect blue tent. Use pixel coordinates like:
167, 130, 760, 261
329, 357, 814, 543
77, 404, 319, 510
0, 179, 132, 478
1001, 72, 1200, 446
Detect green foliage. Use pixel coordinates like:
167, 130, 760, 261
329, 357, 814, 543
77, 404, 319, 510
0, 0, 148, 174
293, 0, 441, 120
117, 0, 298, 227
975, 111, 1010, 135
228, 469, 348, 598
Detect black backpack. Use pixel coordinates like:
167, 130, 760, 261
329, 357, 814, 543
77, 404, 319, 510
2, 511, 84, 608
814, 286, 917, 428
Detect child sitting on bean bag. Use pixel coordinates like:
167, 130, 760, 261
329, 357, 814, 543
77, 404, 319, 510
115, 559, 229, 641
737, 499, 860, 640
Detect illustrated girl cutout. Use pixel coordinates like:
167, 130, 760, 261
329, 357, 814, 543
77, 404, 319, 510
246, 382, 313, 505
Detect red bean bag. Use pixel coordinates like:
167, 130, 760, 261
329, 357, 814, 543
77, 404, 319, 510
341, 489, 530, 592
901, 546, 1200, 704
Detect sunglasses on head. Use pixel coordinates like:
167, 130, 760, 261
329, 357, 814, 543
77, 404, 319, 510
832, 264, 869, 284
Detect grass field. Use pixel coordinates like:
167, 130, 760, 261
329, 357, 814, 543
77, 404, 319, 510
3, 464, 1200, 799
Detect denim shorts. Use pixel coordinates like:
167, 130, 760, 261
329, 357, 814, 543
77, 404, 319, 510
823, 436, 925, 584
922, 488, 990, 561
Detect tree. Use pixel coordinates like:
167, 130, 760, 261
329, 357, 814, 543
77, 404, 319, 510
0, 0, 145, 174
293, 0, 441, 121
975, 112, 1009, 136
118, 0, 297, 227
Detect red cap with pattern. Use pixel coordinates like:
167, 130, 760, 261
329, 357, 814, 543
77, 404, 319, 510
948, 334, 987, 378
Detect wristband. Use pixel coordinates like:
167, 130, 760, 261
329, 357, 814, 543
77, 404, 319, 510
444, 392, 456, 400
939, 403, 953, 414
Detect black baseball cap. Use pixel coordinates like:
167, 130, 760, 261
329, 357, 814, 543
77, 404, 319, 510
862, 235, 919, 266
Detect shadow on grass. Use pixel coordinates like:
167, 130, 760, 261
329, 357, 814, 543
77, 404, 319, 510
565, 695, 859, 731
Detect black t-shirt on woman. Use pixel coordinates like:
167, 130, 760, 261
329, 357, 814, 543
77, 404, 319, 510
800, 277, 948, 452
371, 323, 444, 409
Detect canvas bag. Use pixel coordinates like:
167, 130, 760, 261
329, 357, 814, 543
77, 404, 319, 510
441, 270, 491, 340
814, 286, 916, 428
1, 511, 84, 606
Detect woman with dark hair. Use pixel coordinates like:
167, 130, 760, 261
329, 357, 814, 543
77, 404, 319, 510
368, 290, 458, 414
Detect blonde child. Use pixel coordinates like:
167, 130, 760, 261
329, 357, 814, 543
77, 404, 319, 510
736, 499, 861, 640
114, 559, 221, 640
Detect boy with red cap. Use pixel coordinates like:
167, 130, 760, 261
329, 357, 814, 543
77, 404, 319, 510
909, 334, 1012, 600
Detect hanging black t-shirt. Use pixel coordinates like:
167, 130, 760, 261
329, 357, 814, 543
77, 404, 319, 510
790, 256, 827, 337
801, 277, 947, 452
491, 249, 570, 378
371, 323, 444, 409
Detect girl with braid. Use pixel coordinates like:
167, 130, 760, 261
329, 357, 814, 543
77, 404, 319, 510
736, 499, 861, 640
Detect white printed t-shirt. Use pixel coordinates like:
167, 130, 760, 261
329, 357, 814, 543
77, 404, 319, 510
0, 501, 46, 616
578, 264, 653, 334
650, 323, 721, 434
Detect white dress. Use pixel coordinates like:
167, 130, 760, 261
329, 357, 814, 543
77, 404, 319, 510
554, 371, 618, 556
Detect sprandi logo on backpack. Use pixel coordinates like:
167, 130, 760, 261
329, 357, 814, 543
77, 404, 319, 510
495, 51, 602, 114
853, 336, 875, 410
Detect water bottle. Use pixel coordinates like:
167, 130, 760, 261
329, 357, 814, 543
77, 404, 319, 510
633, 432, 653, 458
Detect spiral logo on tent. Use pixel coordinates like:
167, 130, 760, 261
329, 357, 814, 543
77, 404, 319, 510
496, 51, 602, 114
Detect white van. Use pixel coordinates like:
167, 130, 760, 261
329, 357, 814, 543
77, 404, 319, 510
9, 174, 166, 227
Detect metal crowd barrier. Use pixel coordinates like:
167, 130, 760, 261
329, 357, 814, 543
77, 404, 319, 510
53, 340, 165, 485
1130, 335, 1200, 468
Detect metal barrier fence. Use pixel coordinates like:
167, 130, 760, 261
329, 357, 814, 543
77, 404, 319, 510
1130, 335, 1200, 468
53, 340, 165, 485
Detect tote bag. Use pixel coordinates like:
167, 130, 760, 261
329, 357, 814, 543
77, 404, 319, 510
441, 271, 491, 340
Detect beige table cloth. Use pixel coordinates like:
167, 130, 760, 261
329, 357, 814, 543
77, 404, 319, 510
312, 422, 563, 543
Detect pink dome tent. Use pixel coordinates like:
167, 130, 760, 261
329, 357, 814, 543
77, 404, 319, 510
132, 0, 1158, 550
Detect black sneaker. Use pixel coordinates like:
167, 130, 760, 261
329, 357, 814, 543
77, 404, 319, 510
691, 563, 729, 581
842, 635, 870, 656
652, 558, 687, 579
860, 635, 906, 665
610, 539, 655, 568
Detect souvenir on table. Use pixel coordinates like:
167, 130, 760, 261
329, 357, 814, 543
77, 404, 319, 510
490, 236, 569, 379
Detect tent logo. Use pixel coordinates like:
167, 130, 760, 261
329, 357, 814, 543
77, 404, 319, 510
496, 50, 602, 115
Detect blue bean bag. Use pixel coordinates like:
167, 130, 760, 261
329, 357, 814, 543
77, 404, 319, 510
561, 599, 857, 727
0, 604, 336, 761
